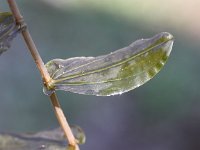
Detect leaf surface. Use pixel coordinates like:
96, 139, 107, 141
45, 32, 174, 96
0, 12, 19, 55
0, 126, 85, 150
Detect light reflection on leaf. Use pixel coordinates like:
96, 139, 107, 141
45, 32, 174, 96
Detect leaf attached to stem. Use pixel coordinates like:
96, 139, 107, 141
45, 32, 174, 96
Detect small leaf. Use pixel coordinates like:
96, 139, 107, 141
0, 12, 19, 55
45, 32, 174, 96
71, 125, 86, 145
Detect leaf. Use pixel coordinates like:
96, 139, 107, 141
0, 126, 85, 150
45, 32, 174, 96
0, 12, 19, 55
70, 125, 86, 144
0, 128, 67, 150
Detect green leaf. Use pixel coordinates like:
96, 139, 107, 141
0, 126, 85, 150
0, 128, 67, 150
45, 32, 174, 96
0, 12, 19, 55
71, 125, 86, 145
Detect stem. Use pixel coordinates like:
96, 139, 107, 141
50, 93, 77, 146
7, 0, 77, 147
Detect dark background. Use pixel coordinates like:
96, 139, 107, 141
0, 0, 200, 150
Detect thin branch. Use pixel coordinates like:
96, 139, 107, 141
7, 0, 50, 84
7, 0, 77, 147
50, 93, 77, 146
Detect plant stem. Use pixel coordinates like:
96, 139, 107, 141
7, 0, 77, 147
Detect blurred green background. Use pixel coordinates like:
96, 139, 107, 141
0, 0, 200, 150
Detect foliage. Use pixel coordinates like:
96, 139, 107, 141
0, 126, 85, 150
45, 32, 174, 96
0, 12, 19, 55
